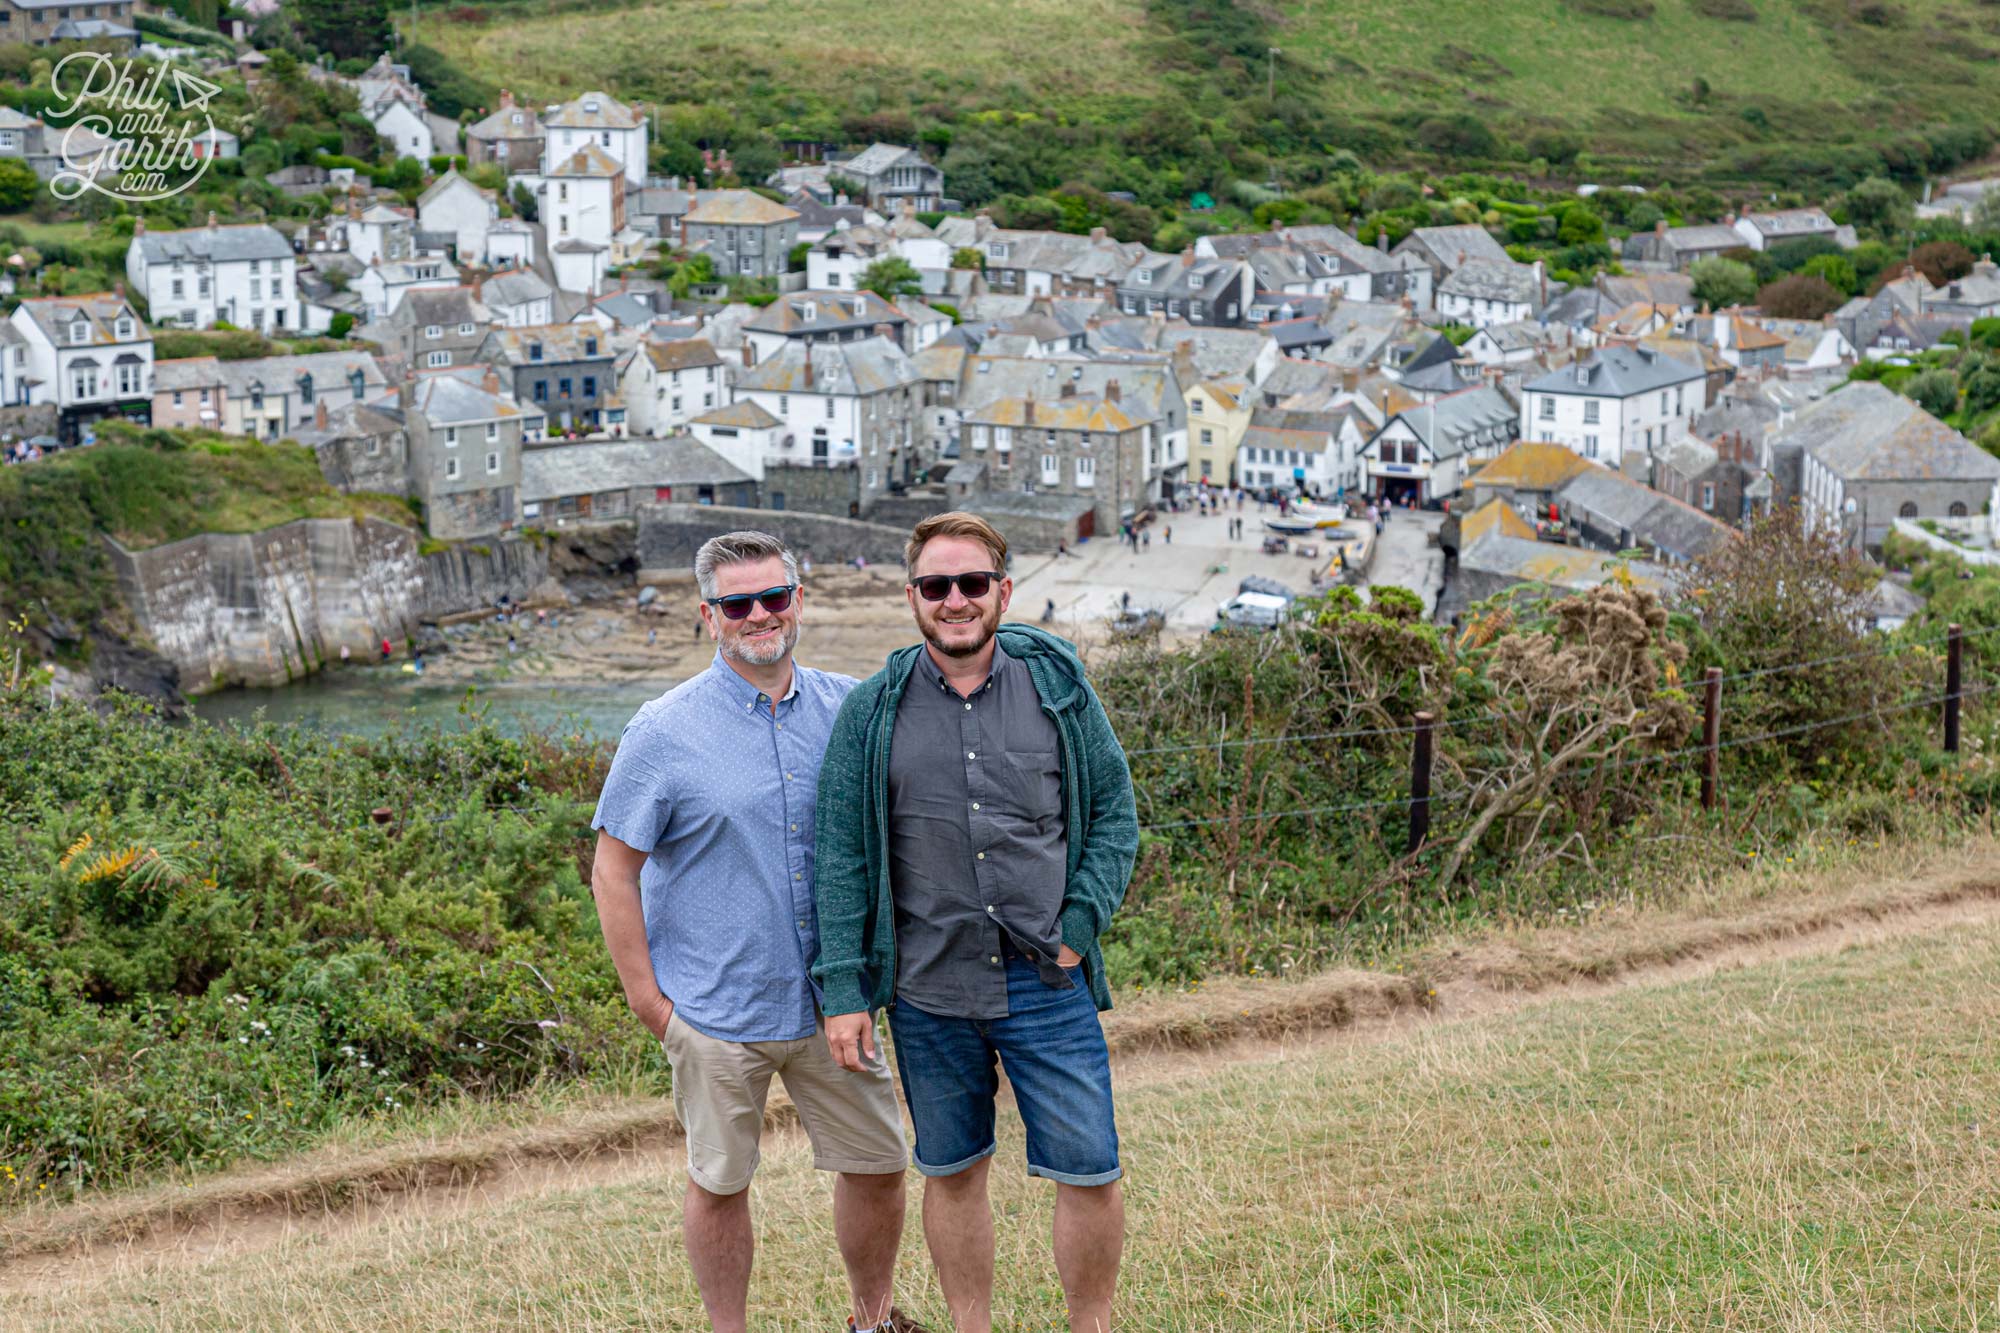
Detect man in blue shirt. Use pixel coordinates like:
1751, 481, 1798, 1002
591, 530, 923, 1333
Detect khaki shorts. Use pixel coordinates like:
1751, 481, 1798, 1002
662, 1009, 909, 1195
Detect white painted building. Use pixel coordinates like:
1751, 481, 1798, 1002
620, 337, 727, 436
125, 217, 303, 332
1519, 345, 1707, 470
354, 257, 460, 320
540, 90, 648, 187
416, 170, 497, 265
371, 94, 432, 162
9, 292, 154, 444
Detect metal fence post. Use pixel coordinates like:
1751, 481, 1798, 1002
1702, 666, 1722, 810
1407, 711, 1435, 855
1945, 623, 1963, 754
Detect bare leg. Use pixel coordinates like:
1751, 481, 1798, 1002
683, 1180, 754, 1333
1053, 1180, 1124, 1333
835, 1170, 907, 1328
922, 1157, 995, 1333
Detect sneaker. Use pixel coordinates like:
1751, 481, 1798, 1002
848, 1309, 932, 1333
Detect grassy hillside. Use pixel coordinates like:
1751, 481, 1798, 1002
415, 0, 2000, 197
13, 885, 1997, 1328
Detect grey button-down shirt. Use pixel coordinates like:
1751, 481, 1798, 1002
591, 653, 854, 1042
887, 643, 1070, 1019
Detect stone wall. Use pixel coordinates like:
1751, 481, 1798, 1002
107, 517, 548, 691
763, 462, 861, 517
636, 503, 911, 580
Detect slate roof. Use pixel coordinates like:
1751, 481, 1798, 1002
1738, 208, 1837, 239
520, 436, 749, 502
685, 190, 799, 227
1371, 385, 1517, 462
1402, 225, 1512, 269
959, 355, 1179, 424
541, 91, 642, 130
1776, 381, 2000, 483
480, 323, 615, 366
213, 350, 389, 398
735, 337, 922, 397
481, 268, 553, 307
134, 223, 291, 266
408, 368, 528, 424
840, 143, 927, 177
14, 293, 146, 346
548, 144, 622, 178
467, 100, 543, 142
152, 356, 227, 392
692, 399, 782, 429
1554, 466, 1734, 561
1439, 258, 1542, 305
1523, 345, 1704, 398
395, 286, 486, 328
747, 290, 904, 336
641, 338, 724, 372
1460, 532, 1671, 594
963, 394, 1143, 432
1468, 441, 1595, 492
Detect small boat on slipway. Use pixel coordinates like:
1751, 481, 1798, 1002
1260, 500, 1348, 536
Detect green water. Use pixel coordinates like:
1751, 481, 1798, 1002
186, 665, 674, 741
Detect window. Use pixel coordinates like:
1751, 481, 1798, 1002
172, 390, 183, 407
1660, 391, 1669, 413
458, 322, 475, 336
559, 377, 573, 397
1675, 386, 1685, 414
528, 341, 543, 361
582, 376, 597, 398
1136, 269, 1152, 286
297, 375, 313, 405
425, 324, 443, 339
445, 457, 459, 479
1701, 482, 1715, 511
249, 385, 263, 411
427, 350, 450, 368
558, 183, 569, 203
1584, 435, 1599, 460
583, 336, 598, 357
114, 317, 133, 339
116, 362, 141, 395
445, 426, 458, 446
1950, 501, 1970, 518
249, 260, 260, 275
1899, 502, 1919, 519
705, 366, 716, 383
349, 369, 366, 397
171, 279, 184, 298
1582, 400, 1599, 425
825, 397, 835, 419
250, 279, 262, 300
779, 395, 789, 413
671, 396, 681, 413
1539, 396, 1554, 420
1076, 456, 1095, 486
68, 321, 90, 345
1191, 398, 1204, 415
1040, 453, 1059, 483
1201, 428, 1213, 445
487, 451, 500, 474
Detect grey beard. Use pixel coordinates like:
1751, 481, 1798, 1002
724, 622, 800, 666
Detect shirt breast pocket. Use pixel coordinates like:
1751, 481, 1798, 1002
999, 746, 1063, 825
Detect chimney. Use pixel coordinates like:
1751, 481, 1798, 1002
112, 279, 123, 298
1024, 398, 1035, 425
803, 351, 815, 389
1090, 226, 1106, 242
1105, 379, 1121, 403
1060, 381, 1076, 399
1181, 247, 1195, 267
1457, 249, 1466, 267
314, 399, 329, 430
1654, 219, 1667, 237
1341, 367, 1359, 392
482, 364, 499, 394
871, 322, 894, 341
207, 211, 219, 230
499, 88, 513, 109
742, 344, 755, 368
133, 218, 144, 237
1376, 230, 1388, 253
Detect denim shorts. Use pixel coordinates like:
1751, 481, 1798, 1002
887, 954, 1121, 1187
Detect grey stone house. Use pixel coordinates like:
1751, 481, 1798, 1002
520, 434, 755, 523
295, 400, 411, 498
377, 286, 492, 376
1788, 381, 2000, 552
476, 323, 621, 437
958, 382, 1158, 539
465, 90, 544, 173
831, 143, 944, 212
402, 367, 543, 539
1114, 252, 1254, 327
683, 190, 801, 280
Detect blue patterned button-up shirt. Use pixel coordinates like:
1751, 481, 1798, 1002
592, 653, 856, 1042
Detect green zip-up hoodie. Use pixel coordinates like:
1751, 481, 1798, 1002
811, 623, 1138, 1016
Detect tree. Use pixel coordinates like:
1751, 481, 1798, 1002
1690, 256, 1758, 309
859, 257, 922, 299
290, 0, 389, 61
0, 158, 36, 213
510, 182, 537, 224
1974, 188, 2000, 234
1838, 176, 1911, 238
1909, 240, 1975, 287
1555, 203, 1605, 247
1906, 368, 1959, 419
1960, 358, 2000, 418
1756, 273, 1844, 319
787, 241, 810, 273
1800, 252, 1856, 294
951, 247, 984, 271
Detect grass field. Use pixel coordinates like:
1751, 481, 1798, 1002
414, 0, 2000, 179
9, 876, 1997, 1329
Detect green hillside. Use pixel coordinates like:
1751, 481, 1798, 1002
414, 0, 2000, 203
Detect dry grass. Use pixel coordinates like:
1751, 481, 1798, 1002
7, 867, 1999, 1328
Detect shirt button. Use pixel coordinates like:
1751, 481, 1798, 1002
963, 702, 971, 711
967, 751, 976, 760
793, 872, 801, 881
990, 955, 1000, 965
976, 851, 986, 860
776, 723, 784, 730
786, 772, 794, 780
986, 904, 996, 913
971, 802, 980, 811
790, 823, 798, 832
798, 919, 807, 929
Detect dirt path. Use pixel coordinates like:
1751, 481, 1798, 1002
5, 846, 1997, 1292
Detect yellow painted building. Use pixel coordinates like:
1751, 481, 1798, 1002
1185, 377, 1253, 487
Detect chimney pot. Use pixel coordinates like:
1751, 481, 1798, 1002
1181, 247, 1194, 267
1654, 219, 1667, 237
133, 218, 144, 236
207, 211, 218, 230
1060, 381, 1075, 399
742, 343, 754, 368
1106, 379, 1121, 403
1024, 398, 1035, 424
803, 352, 815, 388
314, 399, 329, 429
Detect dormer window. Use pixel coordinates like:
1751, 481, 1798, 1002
1136, 269, 1151, 286
249, 382, 264, 411
584, 336, 598, 357
529, 341, 544, 361
349, 369, 365, 396
511, 112, 523, 126
114, 317, 133, 340
68, 319, 90, 345
584, 100, 600, 113
801, 301, 817, 322
297, 373, 314, 405
988, 243, 1008, 261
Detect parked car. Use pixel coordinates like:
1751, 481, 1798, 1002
1213, 590, 1292, 632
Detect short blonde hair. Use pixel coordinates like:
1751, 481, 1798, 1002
906, 511, 1009, 578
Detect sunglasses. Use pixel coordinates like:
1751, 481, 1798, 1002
706, 584, 798, 620
911, 571, 1002, 602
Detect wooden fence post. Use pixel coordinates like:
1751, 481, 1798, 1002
1407, 711, 1435, 855
1945, 623, 1963, 754
1701, 666, 1722, 810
